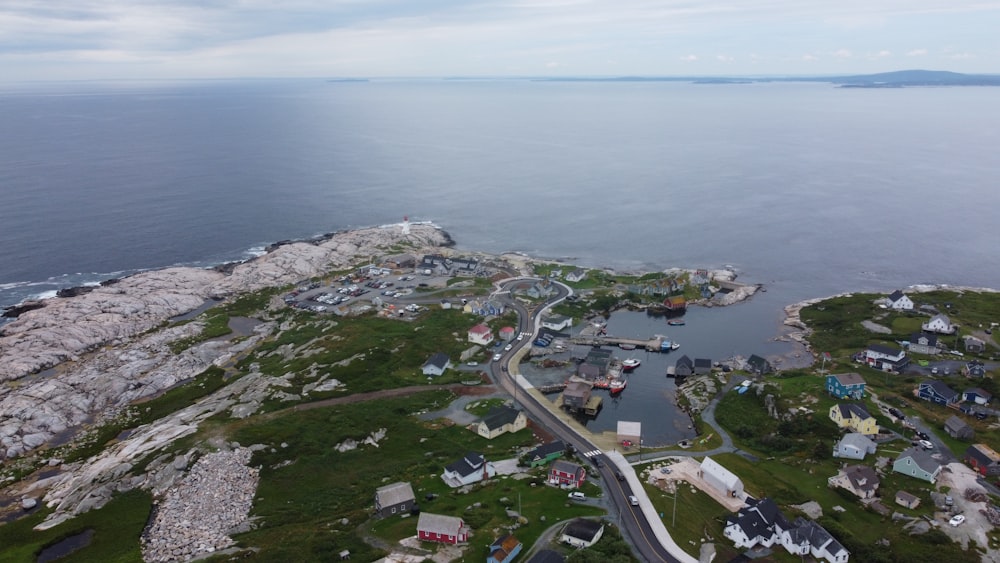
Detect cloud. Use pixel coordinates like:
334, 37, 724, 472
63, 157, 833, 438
875, 50, 892, 58
545, 61, 559, 68
679, 54, 698, 62
906, 48, 928, 56
949, 52, 974, 59
801, 54, 819, 61
716, 54, 734, 62
833, 49, 852, 58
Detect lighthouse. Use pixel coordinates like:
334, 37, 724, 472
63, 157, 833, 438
401, 215, 410, 235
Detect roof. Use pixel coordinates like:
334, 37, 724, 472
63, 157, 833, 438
469, 324, 492, 335
965, 387, 992, 397
489, 534, 521, 561
694, 358, 713, 368
928, 313, 952, 324
375, 482, 415, 507
445, 452, 486, 478
423, 352, 450, 369
564, 380, 591, 398
563, 518, 603, 542
481, 406, 522, 431
888, 290, 906, 302
895, 490, 919, 503
896, 447, 941, 474
726, 498, 788, 540
550, 459, 583, 475
843, 465, 880, 492
676, 355, 693, 368
526, 441, 565, 460
617, 420, 642, 436
417, 512, 464, 536
966, 444, 1000, 465
945, 415, 971, 432
830, 372, 866, 386
701, 456, 741, 490
834, 403, 872, 420
788, 517, 845, 555
499, 326, 516, 334
868, 343, 902, 355
910, 332, 938, 345
838, 432, 876, 450
921, 380, 958, 399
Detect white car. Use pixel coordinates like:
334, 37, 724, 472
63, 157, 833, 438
919, 439, 934, 450
504, 344, 513, 351
628, 495, 639, 506
517, 334, 524, 341
466, 361, 478, 367
492, 353, 502, 362
949, 514, 966, 527
568, 491, 585, 501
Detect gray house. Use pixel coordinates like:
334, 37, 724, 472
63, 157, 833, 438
422, 353, 451, 376
694, 358, 713, 375
833, 433, 877, 460
908, 333, 939, 355
374, 481, 415, 518
893, 447, 942, 483
944, 415, 975, 441
674, 355, 694, 377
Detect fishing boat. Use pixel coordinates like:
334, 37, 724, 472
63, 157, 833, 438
667, 319, 686, 326
609, 379, 627, 394
622, 358, 641, 371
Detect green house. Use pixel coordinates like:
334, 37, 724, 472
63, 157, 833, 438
524, 441, 565, 467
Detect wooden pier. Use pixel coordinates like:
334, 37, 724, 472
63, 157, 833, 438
568, 334, 665, 352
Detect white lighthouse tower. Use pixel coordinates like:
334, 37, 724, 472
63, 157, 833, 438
401, 215, 410, 235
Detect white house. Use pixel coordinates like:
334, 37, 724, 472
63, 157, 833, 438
541, 315, 573, 331
422, 353, 451, 377
725, 498, 850, 563
442, 452, 497, 487
560, 519, 604, 548
922, 313, 955, 335
467, 324, 494, 346
833, 433, 877, 460
887, 290, 914, 310
863, 345, 909, 371
565, 269, 588, 283
700, 456, 745, 500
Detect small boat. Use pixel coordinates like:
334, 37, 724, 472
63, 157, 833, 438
619, 343, 636, 350
622, 358, 641, 370
609, 379, 627, 394
667, 319, 686, 326
671, 342, 680, 350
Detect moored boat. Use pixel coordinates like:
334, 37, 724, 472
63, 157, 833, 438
622, 358, 641, 370
667, 319, 685, 326
609, 379, 626, 394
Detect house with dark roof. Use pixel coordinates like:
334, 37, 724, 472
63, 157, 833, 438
832, 433, 877, 460
922, 313, 955, 334
674, 355, 694, 377
887, 290, 914, 310
963, 387, 992, 405
907, 333, 940, 355
893, 447, 942, 483
549, 460, 587, 489
694, 358, 713, 375
562, 381, 592, 410
828, 465, 880, 499
442, 452, 496, 487
374, 482, 415, 518
541, 315, 573, 331
746, 354, 774, 375
724, 498, 849, 563
560, 518, 604, 548
829, 403, 879, 437
422, 353, 451, 376
487, 534, 522, 563
565, 269, 588, 283
965, 360, 987, 378
779, 517, 850, 563
826, 373, 866, 400
578, 348, 613, 380
944, 415, 974, 441
524, 441, 565, 467
964, 335, 987, 354
917, 380, 959, 406
476, 406, 526, 439
417, 512, 468, 545
863, 344, 909, 372
965, 444, 1000, 476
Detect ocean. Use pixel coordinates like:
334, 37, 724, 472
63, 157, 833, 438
2, 77, 998, 444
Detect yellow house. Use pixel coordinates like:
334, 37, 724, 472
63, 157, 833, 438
829, 403, 880, 437
476, 406, 527, 439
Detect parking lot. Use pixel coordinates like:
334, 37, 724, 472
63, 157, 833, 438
281, 270, 467, 317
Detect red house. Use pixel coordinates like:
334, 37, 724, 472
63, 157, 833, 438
549, 460, 587, 488
417, 512, 469, 545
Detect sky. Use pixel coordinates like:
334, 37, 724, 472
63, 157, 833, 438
1, 0, 997, 82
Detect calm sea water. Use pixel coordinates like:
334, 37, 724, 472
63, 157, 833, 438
2, 78, 997, 444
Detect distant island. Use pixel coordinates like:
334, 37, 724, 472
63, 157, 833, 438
534, 69, 1000, 87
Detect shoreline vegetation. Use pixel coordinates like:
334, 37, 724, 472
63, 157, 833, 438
3, 223, 998, 561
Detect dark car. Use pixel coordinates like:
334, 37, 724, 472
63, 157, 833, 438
915, 431, 930, 441
889, 407, 905, 420
615, 470, 625, 482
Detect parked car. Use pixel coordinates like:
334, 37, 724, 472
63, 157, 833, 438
492, 353, 502, 362
628, 495, 639, 506
915, 431, 930, 441
568, 491, 586, 501
949, 514, 966, 527
919, 440, 934, 450
466, 361, 479, 367
504, 344, 513, 351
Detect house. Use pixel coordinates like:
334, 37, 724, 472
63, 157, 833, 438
887, 290, 914, 310
893, 447, 942, 483
560, 519, 604, 548
374, 481, 415, 518
826, 373, 866, 400
578, 348, 613, 380
964, 444, 1000, 476
417, 512, 469, 545
565, 269, 588, 283
524, 441, 565, 467
549, 460, 587, 489
746, 354, 774, 375
700, 456, 745, 499
964, 335, 986, 354
487, 534, 522, 563
963, 387, 992, 405
541, 315, 573, 331
477, 406, 527, 439
829, 403, 879, 437
944, 415, 975, 441
663, 296, 687, 310
922, 313, 955, 334
965, 360, 987, 378
562, 381, 592, 411
442, 452, 496, 487
916, 380, 959, 406
832, 433, 877, 460
723, 498, 849, 563
895, 490, 920, 509
465, 299, 505, 317
526, 280, 557, 299
499, 326, 517, 341
382, 253, 416, 269
694, 358, 713, 375
422, 353, 451, 377
863, 344, 909, 372
468, 324, 494, 346
907, 333, 940, 355
674, 355, 694, 377
451, 257, 479, 277
828, 465, 880, 499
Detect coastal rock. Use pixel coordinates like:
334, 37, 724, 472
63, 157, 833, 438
22, 497, 37, 510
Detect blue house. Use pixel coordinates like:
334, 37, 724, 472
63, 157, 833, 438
487, 534, 522, 563
826, 373, 866, 400
917, 380, 959, 406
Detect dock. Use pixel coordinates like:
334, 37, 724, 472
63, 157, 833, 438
568, 333, 667, 352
